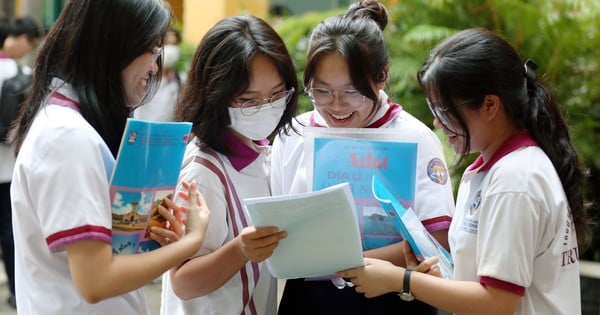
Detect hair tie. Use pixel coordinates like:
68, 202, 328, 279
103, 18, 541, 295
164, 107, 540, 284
524, 59, 538, 80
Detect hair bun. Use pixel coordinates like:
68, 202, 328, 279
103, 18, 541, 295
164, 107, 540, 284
346, 0, 388, 31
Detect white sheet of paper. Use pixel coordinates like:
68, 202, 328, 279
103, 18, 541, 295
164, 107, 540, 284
243, 183, 364, 279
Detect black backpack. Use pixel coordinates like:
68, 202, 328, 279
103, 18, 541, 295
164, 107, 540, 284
0, 63, 32, 143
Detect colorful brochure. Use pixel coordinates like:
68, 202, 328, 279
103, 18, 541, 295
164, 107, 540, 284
110, 118, 192, 254
372, 175, 454, 279
243, 182, 364, 279
305, 127, 418, 250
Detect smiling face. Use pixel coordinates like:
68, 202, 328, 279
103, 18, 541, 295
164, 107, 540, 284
121, 48, 161, 107
311, 53, 378, 128
430, 96, 491, 157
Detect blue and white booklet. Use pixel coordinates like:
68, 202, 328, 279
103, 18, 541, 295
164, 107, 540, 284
305, 127, 418, 251
109, 118, 192, 254
372, 175, 454, 279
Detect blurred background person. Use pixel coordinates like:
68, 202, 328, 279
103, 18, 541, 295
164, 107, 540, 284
134, 27, 182, 122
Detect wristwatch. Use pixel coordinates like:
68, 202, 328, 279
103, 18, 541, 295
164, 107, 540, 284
399, 269, 415, 302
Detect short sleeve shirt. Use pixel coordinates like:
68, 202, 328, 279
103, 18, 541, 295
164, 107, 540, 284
11, 79, 148, 314
449, 132, 581, 315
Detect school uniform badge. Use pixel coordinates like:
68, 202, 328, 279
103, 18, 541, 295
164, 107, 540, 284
427, 158, 448, 185
469, 190, 481, 215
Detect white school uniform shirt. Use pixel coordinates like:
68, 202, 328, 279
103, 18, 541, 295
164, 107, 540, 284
161, 132, 277, 315
271, 90, 454, 235
449, 131, 581, 315
11, 78, 149, 314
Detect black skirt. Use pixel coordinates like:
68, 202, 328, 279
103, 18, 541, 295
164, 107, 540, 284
278, 278, 437, 315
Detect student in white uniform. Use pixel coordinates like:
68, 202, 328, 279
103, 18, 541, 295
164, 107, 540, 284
337, 28, 590, 315
9, 1, 211, 314
161, 16, 298, 315
272, 1, 454, 314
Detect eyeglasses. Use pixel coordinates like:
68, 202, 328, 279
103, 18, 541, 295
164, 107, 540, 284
235, 87, 295, 116
426, 99, 461, 134
149, 46, 163, 64
305, 87, 366, 108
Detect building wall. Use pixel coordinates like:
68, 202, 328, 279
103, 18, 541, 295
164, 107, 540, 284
182, 0, 268, 45
170, 0, 184, 24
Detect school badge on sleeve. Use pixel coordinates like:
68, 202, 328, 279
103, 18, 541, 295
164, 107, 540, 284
427, 157, 448, 185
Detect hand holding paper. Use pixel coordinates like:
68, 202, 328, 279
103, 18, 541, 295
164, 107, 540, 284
243, 183, 364, 279
238, 226, 287, 263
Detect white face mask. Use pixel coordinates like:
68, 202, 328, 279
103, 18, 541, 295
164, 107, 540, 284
162, 44, 180, 69
228, 96, 287, 140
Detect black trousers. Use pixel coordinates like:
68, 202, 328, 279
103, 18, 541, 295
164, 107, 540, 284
0, 183, 15, 296
278, 278, 437, 315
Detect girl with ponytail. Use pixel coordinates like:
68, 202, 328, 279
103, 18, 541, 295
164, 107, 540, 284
338, 28, 589, 315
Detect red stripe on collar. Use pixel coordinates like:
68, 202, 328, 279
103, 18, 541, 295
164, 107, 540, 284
48, 92, 80, 112
224, 130, 268, 171
468, 130, 538, 173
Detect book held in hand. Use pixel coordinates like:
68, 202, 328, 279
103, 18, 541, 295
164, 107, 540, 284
110, 118, 192, 254
372, 175, 454, 279
305, 127, 418, 251
243, 182, 364, 279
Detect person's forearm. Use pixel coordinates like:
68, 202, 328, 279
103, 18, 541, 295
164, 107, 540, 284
410, 272, 520, 315
364, 242, 405, 266
68, 236, 202, 303
170, 237, 248, 299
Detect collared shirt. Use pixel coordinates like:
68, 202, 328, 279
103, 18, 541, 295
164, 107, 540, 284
161, 131, 277, 315
271, 90, 454, 235
450, 131, 581, 315
11, 78, 148, 314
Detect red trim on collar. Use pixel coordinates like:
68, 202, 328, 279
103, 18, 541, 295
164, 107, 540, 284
48, 92, 80, 112
0, 53, 11, 59
468, 130, 537, 173
224, 130, 267, 171
310, 101, 402, 128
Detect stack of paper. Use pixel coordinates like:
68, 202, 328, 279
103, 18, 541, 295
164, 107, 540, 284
243, 183, 364, 279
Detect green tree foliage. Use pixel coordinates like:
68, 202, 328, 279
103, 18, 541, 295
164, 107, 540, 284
275, 0, 600, 260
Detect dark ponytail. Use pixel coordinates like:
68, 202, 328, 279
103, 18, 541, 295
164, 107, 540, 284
418, 28, 590, 251
525, 69, 590, 251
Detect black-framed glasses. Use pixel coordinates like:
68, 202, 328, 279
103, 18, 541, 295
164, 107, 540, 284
235, 87, 295, 116
305, 87, 366, 108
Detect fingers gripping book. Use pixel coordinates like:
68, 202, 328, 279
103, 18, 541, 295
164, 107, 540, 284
372, 176, 454, 279
110, 118, 192, 254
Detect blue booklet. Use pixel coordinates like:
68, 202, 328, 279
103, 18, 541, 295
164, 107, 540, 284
110, 119, 192, 254
372, 176, 454, 279
308, 130, 418, 251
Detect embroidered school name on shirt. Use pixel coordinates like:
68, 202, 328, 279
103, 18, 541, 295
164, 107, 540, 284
560, 216, 579, 268
461, 190, 481, 233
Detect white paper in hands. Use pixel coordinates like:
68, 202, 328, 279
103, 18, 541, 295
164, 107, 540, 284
372, 176, 454, 279
243, 183, 364, 279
